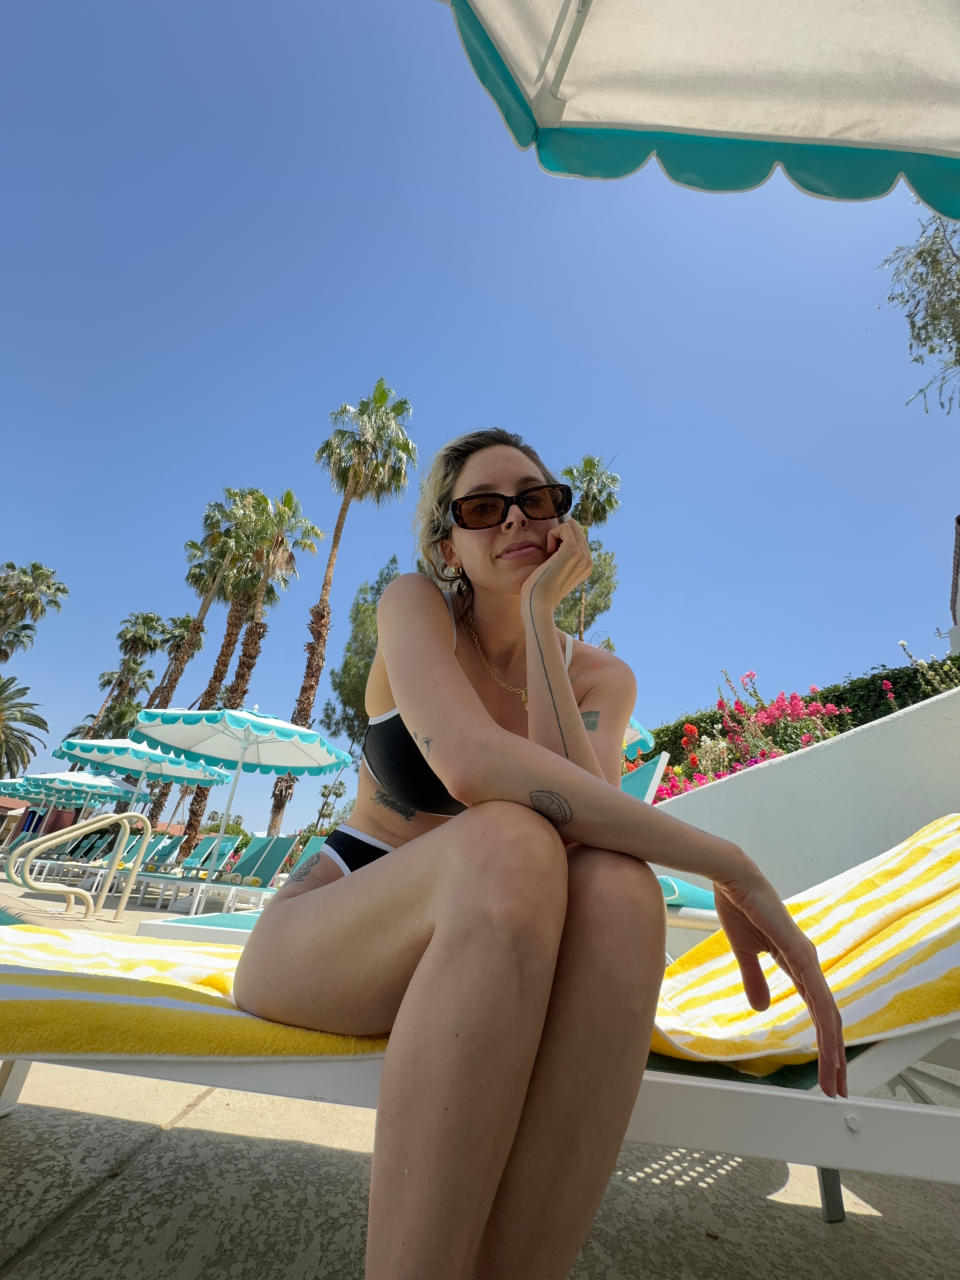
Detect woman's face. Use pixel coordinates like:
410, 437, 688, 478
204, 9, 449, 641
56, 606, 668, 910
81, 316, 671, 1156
441, 444, 560, 595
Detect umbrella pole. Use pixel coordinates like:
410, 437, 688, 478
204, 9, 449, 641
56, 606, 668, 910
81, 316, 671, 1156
36, 802, 57, 837
214, 755, 245, 858
168, 786, 191, 831
128, 773, 146, 814
191, 743, 247, 918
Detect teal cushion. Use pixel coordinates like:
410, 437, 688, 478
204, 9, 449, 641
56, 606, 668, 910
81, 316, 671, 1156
657, 876, 715, 910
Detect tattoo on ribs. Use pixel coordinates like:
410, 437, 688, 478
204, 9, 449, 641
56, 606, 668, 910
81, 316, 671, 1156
373, 789, 418, 821
580, 710, 599, 730
529, 790, 573, 828
287, 852, 324, 884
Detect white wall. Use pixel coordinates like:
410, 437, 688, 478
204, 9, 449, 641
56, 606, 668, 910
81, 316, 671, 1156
652, 687, 960, 953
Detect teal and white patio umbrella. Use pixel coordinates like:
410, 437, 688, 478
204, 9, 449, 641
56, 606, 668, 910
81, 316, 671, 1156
132, 707, 353, 848
0, 771, 137, 838
441, 1, 960, 217
53, 737, 231, 813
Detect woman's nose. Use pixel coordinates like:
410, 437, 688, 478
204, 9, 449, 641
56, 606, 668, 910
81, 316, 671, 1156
503, 501, 528, 527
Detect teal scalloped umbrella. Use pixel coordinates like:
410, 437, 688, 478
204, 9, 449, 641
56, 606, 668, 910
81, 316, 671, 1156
53, 737, 231, 813
0, 771, 137, 838
442, 0, 960, 218
132, 706, 352, 846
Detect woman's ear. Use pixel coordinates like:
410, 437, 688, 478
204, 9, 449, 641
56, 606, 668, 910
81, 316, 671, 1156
439, 537, 459, 571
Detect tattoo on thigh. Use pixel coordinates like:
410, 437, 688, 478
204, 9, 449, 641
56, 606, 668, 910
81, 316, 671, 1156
580, 710, 599, 730
529, 790, 573, 828
373, 789, 418, 821
287, 852, 324, 884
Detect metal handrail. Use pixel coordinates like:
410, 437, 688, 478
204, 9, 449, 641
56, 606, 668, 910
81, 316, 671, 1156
12, 812, 153, 921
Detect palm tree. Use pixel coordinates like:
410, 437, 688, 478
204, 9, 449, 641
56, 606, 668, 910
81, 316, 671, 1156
177, 493, 322, 855
146, 491, 255, 710
0, 562, 69, 629
0, 676, 48, 777
147, 490, 268, 837
0, 621, 36, 664
146, 614, 203, 709
267, 376, 416, 835
560, 456, 621, 640
222, 490, 321, 708
87, 612, 166, 737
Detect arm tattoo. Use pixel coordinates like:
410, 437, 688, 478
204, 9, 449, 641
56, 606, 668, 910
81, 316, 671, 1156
529, 790, 573, 829
287, 852, 324, 884
373, 789, 418, 821
412, 730, 432, 760
580, 711, 599, 731
527, 577, 568, 756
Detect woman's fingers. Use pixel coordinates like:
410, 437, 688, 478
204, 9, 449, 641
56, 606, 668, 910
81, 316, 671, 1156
716, 884, 848, 1098
731, 948, 771, 1011
779, 941, 847, 1098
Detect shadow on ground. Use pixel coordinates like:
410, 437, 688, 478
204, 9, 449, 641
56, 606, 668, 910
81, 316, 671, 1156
3, 1103, 958, 1280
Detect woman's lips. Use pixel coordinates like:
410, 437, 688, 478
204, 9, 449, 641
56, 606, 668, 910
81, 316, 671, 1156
499, 545, 541, 559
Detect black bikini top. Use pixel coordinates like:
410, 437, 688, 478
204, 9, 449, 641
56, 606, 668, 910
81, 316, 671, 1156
361, 593, 574, 818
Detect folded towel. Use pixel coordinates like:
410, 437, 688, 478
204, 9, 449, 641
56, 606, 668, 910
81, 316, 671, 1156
652, 813, 960, 1074
2, 816, 958, 1074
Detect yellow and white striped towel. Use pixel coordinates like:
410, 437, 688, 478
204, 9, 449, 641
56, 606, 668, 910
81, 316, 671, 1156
0, 927, 388, 1060
651, 813, 960, 1074
2, 815, 959, 1072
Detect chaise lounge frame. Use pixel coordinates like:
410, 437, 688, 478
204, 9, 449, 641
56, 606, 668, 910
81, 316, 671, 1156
2, 1017, 958, 1224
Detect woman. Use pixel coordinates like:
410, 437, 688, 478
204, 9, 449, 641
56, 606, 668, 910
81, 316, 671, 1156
234, 428, 846, 1280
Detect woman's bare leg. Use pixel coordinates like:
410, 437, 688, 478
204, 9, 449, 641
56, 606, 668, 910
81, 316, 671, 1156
469, 845, 667, 1280
233, 802, 569, 1280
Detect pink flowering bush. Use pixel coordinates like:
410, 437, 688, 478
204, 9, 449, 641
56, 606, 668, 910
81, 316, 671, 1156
624, 667, 853, 804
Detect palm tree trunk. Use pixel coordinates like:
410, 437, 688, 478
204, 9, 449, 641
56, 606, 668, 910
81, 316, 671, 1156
86, 675, 120, 739
578, 583, 587, 642
267, 486, 353, 836
149, 781, 191, 832
222, 572, 270, 710
147, 779, 174, 827
148, 554, 232, 709
177, 598, 249, 861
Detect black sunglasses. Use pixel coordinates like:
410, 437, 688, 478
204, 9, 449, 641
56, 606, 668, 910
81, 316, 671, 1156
449, 483, 573, 530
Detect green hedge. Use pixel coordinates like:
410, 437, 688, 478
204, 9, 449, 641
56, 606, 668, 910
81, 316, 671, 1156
647, 656, 960, 766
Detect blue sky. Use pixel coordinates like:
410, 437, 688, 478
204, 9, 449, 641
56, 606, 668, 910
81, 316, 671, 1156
3, 2, 956, 833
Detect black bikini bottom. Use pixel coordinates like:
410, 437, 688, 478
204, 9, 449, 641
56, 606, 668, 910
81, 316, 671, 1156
322, 824, 396, 876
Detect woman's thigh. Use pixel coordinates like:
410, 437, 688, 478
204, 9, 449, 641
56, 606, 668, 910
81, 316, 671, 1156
232, 802, 567, 1037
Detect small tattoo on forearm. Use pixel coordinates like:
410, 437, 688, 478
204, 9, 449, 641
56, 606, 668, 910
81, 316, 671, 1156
374, 789, 417, 820
412, 730, 432, 760
288, 853, 323, 884
529, 790, 573, 828
580, 711, 599, 731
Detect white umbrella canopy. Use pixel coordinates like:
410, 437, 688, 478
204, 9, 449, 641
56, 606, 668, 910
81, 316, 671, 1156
443, 0, 960, 217
54, 737, 231, 787
131, 708, 352, 776
12, 771, 137, 804
132, 707, 353, 842
0, 771, 137, 839
53, 736, 233, 815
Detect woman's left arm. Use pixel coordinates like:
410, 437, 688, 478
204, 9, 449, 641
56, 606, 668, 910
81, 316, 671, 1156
523, 523, 637, 788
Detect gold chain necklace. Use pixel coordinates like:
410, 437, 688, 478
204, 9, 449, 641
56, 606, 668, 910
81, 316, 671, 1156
467, 620, 528, 709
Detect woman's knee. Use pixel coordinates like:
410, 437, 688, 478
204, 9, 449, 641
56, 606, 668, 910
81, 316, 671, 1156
566, 846, 667, 947
442, 801, 568, 939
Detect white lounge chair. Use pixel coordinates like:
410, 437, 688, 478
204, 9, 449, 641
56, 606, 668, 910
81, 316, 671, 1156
2, 814, 959, 1224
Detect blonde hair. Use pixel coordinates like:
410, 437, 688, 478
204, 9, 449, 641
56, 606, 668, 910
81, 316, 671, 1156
414, 428, 564, 597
